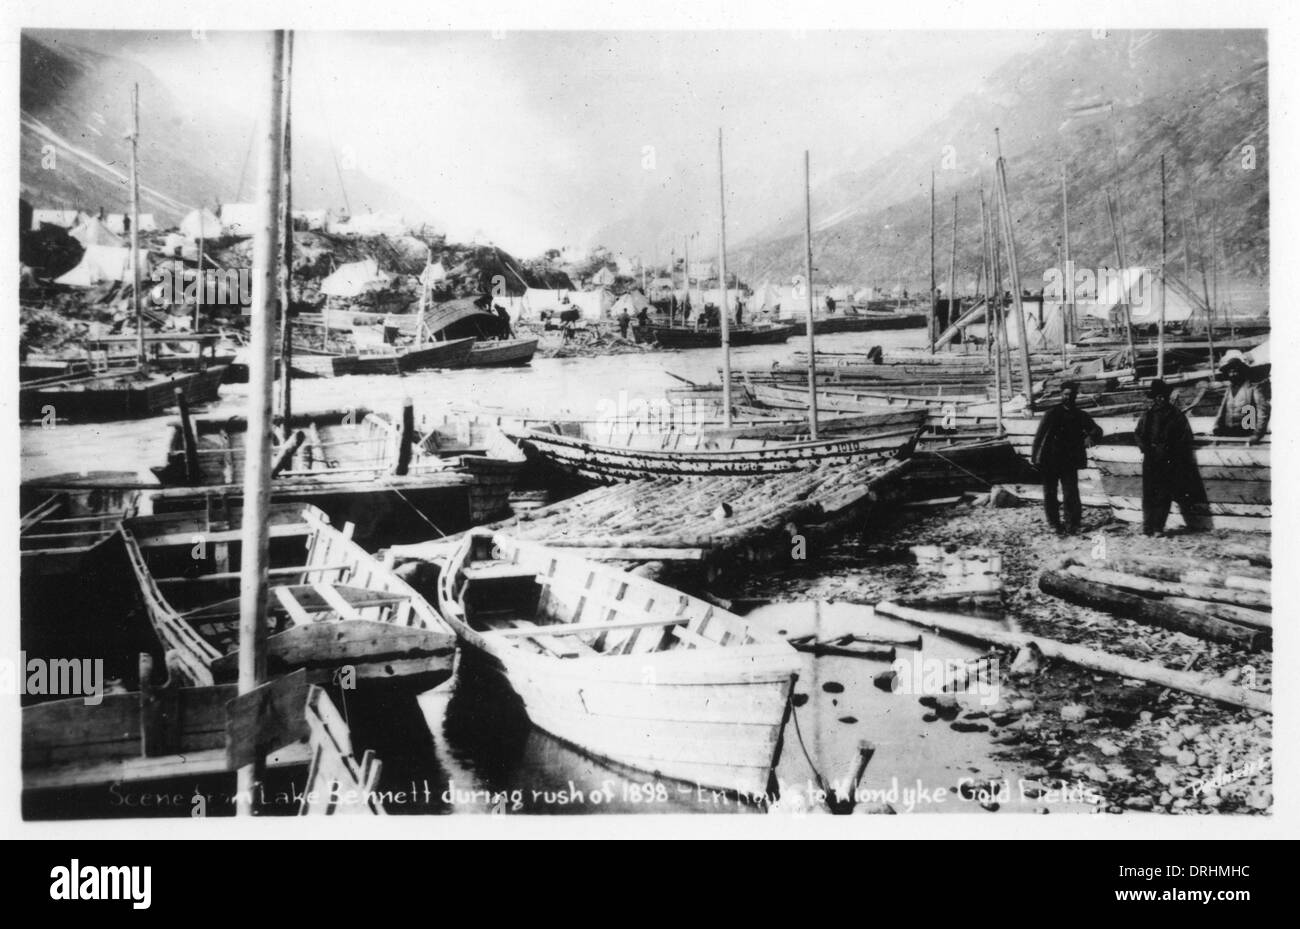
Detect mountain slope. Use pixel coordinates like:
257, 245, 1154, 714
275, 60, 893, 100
19, 33, 422, 227
730, 30, 1267, 290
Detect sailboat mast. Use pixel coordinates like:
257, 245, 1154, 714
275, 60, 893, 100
277, 30, 295, 423
1158, 154, 1167, 380
129, 84, 144, 368
928, 170, 936, 353
717, 128, 732, 427
994, 130, 1035, 410
236, 30, 286, 816
947, 193, 957, 353
1061, 162, 1072, 364
803, 150, 819, 439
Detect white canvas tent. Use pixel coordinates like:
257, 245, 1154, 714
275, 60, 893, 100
55, 245, 147, 287
566, 288, 616, 319
180, 208, 224, 241
219, 203, 260, 237
320, 259, 394, 298
611, 291, 651, 317
589, 266, 617, 287
68, 217, 126, 248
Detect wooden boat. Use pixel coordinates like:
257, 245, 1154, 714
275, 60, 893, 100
395, 336, 476, 372
147, 409, 526, 543
18, 365, 228, 423
506, 417, 919, 483
649, 323, 797, 349
751, 380, 993, 412
122, 505, 457, 686
1091, 436, 1270, 533
777, 310, 926, 333
463, 337, 538, 367
436, 530, 801, 796
21, 490, 139, 578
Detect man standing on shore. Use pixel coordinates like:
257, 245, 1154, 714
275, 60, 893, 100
1135, 378, 1203, 535
1030, 380, 1103, 535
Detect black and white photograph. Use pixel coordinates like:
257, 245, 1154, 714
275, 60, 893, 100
2, 1, 1294, 859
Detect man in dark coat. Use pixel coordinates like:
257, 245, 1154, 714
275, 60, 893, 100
1135, 378, 1205, 535
1030, 381, 1103, 535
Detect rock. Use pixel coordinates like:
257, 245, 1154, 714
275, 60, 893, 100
1011, 698, 1035, 713
1083, 764, 1110, 783
921, 712, 940, 723
1196, 753, 1213, 769
1105, 765, 1135, 783
963, 710, 990, 720
873, 671, 898, 693
1124, 795, 1155, 811
1177, 751, 1197, 767
1009, 643, 1044, 678
1157, 744, 1181, 759
1023, 765, 1049, 780
980, 800, 1000, 812
1021, 780, 1046, 799
991, 730, 1023, 745
1154, 766, 1179, 786
990, 713, 1018, 727
1139, 711, 1154, 724
1060, 704, 1089, 723
987, 486, 1022, 508
1202, 794, 1223, 808
1158, 791, 1173, 806
1180, 724, 1203, 741
1246, 789, 1272, 811
1094, 738, 1121, 757
951, 720, 990, 733
821, 681, 845, 694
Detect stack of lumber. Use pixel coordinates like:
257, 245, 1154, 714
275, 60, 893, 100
1040, 549, 1271, 651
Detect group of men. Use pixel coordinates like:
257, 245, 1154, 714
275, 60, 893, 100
1031, 351, 1268, 536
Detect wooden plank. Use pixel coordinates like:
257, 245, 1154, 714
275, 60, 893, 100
273, 586, 314, 626
462, 561, 539, 582
210, 621, 452, 679
224, 670, 311, 770
313, 582, 364, 621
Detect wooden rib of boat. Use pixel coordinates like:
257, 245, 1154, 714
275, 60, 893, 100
649, 323, 797, 349
1091, 437, 1270, 533
122, 505, 457, 686
463, 337, 538, 367
19, 365, 228, 423
506, 418, 917, 483
436, 531, 801, 797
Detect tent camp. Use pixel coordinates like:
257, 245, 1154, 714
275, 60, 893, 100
180, 208, 224, 241
219, 203, 260, 237
420, 261, 448, 287
611, 291, 651, 318
68, 217, 125, 248
31, 209, 84, 231
55, 245, 147, 287
565, 288, 616, 319
589, 266, 617, 287
319, 259, 395, 298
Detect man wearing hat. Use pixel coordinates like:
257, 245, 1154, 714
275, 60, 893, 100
1213, 350, 1269, 444
1030, 380, 1104, 535
1135, 379, 1204, 535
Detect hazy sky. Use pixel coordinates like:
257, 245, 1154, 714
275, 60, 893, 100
45, 30, 1039, 255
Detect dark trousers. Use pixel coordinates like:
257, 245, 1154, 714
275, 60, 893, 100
1142, 460, 1204, 533
1041, 465, 1081, 530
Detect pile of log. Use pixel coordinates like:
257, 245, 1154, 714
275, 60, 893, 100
1040, 548, 1271, 652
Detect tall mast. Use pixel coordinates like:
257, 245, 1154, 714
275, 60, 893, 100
236, 30, 285, 816
946, 193, 958, 353
277, 30, 295, 423
1192, 203, 1215, 363
717, 128, 732, 427
1157, 154, 1167, 379
994, 130, 1035, 409
803, 150, 819, 439
129, 83, 144, 368
980, 186, 1001, 429
1060, 161, 1072, 364
928, 170, 936, 353
683, 233, 690, 323
1104, 191, 1138, 367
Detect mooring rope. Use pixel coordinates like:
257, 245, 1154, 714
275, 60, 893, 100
787, 698, 830, 799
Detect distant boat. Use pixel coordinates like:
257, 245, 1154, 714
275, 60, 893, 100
648, 323, 797, 349
1091, 436, 1270, 533
777, 310, 926, 333
122, 504, 457, 687
464, 337, 538, 367
436, 530, 800, 797
18, 365, 228, 423
395, 335, 477, 371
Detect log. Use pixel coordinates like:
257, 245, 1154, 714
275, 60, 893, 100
1222, 543, 1270, 568
874, 600, 1270, 712
1040, 570, 1266, 650
1099, 555, 1270, 591
1164, 597, 1271, 631
1063, 564, 1270, 611
176, 388, 200, 485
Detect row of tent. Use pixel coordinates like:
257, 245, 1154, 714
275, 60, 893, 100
32, 204, 417, 244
